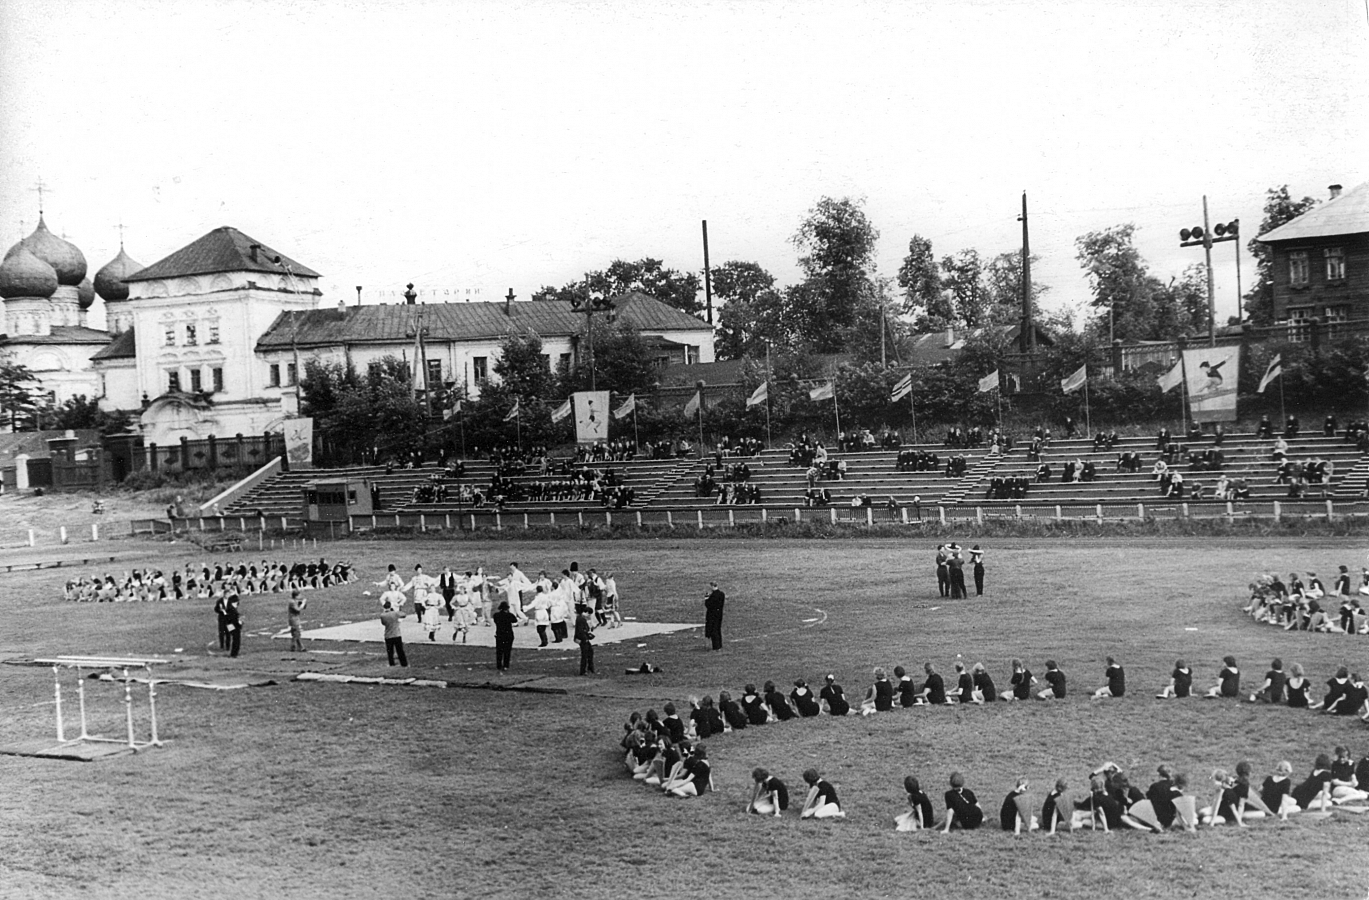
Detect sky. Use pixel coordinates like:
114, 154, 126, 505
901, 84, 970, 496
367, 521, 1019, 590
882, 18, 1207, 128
1, 0, 1366, 333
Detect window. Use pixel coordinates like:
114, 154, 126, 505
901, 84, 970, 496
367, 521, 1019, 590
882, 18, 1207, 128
540, 354, 551, 372
426, 359, 443, 386
190, 369, 203, 392
207, 322, 220, 344
212, 367, 224, 392
268, 364, 281, 387
558, 352, 571, 372
185, 323, 197, 346
1286, 306, 1313, 343
1288, 251, 1310, 286
164, 326, 176, 346
287, 362, 298, 386
167, 369, 181, 392
1325, 247, 1345, 281
473, 356, 488, 383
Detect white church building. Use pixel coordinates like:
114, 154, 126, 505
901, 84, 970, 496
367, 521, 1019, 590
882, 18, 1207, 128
1, 220, 716, 451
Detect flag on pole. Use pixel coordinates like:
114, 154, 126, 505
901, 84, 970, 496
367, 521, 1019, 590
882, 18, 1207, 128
1157, 361, 1183, 393
613, 393, 636, 420
809, 382, 835, 402
442, 399, 462, 421
503, 398, 520, 422
746, 382, 768, 408
550, 398, 572, 423
977, 370, 999, 393
1257, 354, 1282, 394
683, 390, 700, 418
890, 373, 913, 403
1060, 364, 1087, 394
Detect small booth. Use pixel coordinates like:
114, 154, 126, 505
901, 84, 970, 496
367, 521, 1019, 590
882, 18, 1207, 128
302, 477, 371, 534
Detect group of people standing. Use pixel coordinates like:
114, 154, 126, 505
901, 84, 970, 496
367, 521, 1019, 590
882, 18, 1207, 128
935, 543, 985, 598
372, 560, 619, 674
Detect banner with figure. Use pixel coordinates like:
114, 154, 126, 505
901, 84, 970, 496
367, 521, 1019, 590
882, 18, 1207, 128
573, 391, 610, 444
1183, 345, 1240, 422
282, 417, 314, 467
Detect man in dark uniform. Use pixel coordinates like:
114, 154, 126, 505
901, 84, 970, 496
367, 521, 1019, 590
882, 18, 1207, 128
704, 581, 725, 651
224, 594, 242, 658
574, 603, 596, 675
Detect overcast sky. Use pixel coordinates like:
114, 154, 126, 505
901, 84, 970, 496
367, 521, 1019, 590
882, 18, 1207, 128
1, 0, 1366, 332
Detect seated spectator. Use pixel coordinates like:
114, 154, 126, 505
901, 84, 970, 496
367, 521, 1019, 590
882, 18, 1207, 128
799, 769, 845, 819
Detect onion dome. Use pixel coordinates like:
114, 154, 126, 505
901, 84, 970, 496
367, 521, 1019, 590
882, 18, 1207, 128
78, 277, 95, 309
94, 246, 144, 302
20, 216, 87, 285
0, 244, 59, 299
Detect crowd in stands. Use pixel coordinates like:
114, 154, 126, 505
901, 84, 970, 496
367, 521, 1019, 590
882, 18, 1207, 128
693, 462, 763, 505
896, 449, 941, 472
716, 436, 764, 458
64, 557, 355, 602
575, 440, 638, 463
615, 659, 1368, 826
411, 473, 453, 504
985, 476, 1031, 500
835, 428, 900, 453
1244, 569, 1369, 635
643, 439, 694, 460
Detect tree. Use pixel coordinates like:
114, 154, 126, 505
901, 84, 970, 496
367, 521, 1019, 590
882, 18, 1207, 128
1243, 185, 1319, 326
300, 355, 424, 464
559, 322, 657, 397
47, 394, 132, 435
788, 196, 881, 351
0, 353, 41, 431
492, 331, 556, 402
711, 261, 784, 359
1151, 263, 1209, 339
897, 235, 950, 328
534, 258, 703, 316
982, 250, 1048, 328
1074, 224, 1166, 342
941, 249, 987, 326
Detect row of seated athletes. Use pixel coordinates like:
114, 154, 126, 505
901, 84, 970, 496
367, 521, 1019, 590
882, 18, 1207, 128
1158, 656, 1369, 719
758, 755, 1367, 830
621, 704, 1369, 827
1246, 570, 1369, 633
64, 558, 355, 603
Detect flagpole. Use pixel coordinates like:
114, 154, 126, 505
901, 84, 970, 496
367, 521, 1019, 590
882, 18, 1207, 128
516, 404, 522, 452
765, 342, 774, 450
1278, 372, 1286, 427
1082, 369, 1092, 438
832, 387, 842, 439
633, 402, 639, 450
1178, 352, 1189, 436
910, 386, 918, 446
995, 384, 1002, 433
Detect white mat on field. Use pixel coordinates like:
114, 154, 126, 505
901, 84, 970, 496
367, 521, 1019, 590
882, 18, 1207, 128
291, 617, 698, 648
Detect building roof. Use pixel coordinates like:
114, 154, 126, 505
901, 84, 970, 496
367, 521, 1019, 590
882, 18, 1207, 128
124, 226, 321, 282
254, 290, 711, 351
91, 327, 137, 360
1257, 182, 1369, 243
0, 325, 112, 347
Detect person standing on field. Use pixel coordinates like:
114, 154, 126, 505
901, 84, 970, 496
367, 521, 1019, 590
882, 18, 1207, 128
224, 594, 243, 658
380, 600, 407, 667
575, 603, 596, 675
287, 590, 307, 652
493, 600, 518, 670
704, 581, 726, 651
971, 545, 986, 597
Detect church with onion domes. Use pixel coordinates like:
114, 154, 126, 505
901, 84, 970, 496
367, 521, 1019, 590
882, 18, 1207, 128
0, 214, 715, 459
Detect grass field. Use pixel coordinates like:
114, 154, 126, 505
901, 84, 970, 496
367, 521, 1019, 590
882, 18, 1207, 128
3, 536, 1369, 900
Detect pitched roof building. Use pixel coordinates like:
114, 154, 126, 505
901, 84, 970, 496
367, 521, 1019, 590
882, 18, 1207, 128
1255, 181, 1369, 326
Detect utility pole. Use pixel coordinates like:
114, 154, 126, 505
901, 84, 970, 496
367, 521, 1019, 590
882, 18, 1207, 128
1018, 191, 1034, 353
701, 220, 713, 325
1179, 198, 1238, 348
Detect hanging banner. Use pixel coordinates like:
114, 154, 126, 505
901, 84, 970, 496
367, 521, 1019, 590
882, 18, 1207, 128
573, 391, 610, 444
1183, 345, 1240, 422
282, 417, 314, 467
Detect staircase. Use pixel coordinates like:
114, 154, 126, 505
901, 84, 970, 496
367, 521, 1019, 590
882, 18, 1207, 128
938, 448, 1008, 506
